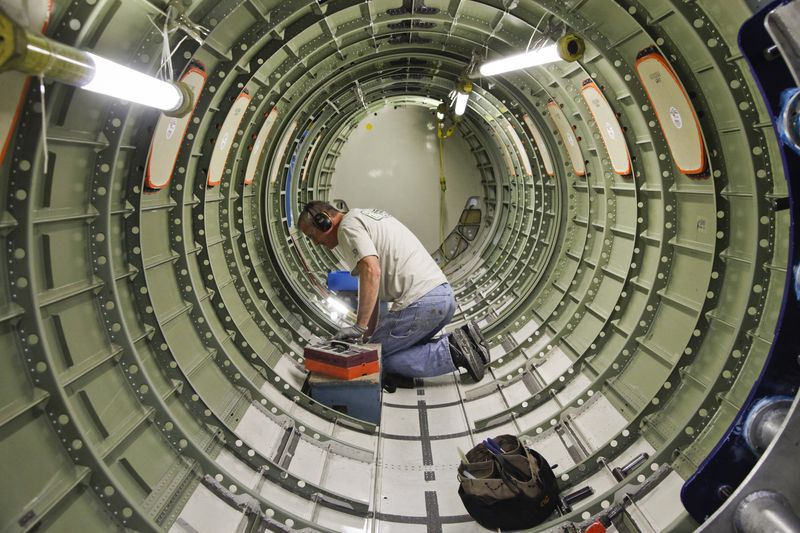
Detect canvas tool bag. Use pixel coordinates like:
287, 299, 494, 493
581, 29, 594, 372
458, 434, 559, 529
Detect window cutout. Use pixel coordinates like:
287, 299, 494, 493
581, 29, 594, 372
635, 48, 707, 177
547, 101, 586, 176
145, 65, 208, 190
523, 114, 555, 177
244, 107, 278, 186
505, 123, 533, 176
580, 80, 632, 176
208, 90, 252, 187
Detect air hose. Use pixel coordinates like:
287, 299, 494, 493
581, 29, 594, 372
437, 123, 454, 243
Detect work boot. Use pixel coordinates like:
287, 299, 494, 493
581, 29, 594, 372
382, 373, 415, 393
449, 329, 485, 382
461, 320, 490, 365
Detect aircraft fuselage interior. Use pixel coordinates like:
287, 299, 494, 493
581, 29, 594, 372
1, 0, 799, 531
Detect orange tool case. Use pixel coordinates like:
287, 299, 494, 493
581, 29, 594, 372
304, 341, 380, 380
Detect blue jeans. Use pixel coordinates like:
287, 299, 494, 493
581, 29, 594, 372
369, 283, 456, 378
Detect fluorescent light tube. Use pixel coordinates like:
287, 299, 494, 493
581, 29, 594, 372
84, 53, 183, 111
479, 43, 561, 76
454, 91, 469, 116
0, 10, 191, 115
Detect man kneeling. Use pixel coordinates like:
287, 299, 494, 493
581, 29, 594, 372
298, 201, 489, 389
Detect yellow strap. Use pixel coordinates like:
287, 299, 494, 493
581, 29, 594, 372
437, 130, 447, 242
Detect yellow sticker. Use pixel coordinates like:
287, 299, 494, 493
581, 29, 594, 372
365, 123, 373, 130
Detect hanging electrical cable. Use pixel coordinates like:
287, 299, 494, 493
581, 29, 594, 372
438, 131, 447, 242
436, 103, 455, 242
146, 5, 190, 83
37, 75, 48, 170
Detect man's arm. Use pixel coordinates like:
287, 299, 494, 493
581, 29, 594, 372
366, 303, 379, 337
354, 255, 380, 330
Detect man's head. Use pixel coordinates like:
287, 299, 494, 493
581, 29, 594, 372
298, 201, 341, 249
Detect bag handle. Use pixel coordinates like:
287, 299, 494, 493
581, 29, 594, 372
484, 438, 532, 481
494, 456, 524, 495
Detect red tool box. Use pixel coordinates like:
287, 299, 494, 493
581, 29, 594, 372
303, 341, 380, 380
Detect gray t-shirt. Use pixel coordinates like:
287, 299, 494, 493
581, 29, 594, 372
336, 208, 448, 310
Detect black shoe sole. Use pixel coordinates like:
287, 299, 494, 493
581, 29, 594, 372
451, 329, 485, 382
463, 321, 490, 365
382, 373, 415, 393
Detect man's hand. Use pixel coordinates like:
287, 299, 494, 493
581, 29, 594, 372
332, 324, 367, 342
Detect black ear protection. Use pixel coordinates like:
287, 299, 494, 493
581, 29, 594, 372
302, 203, 333, 232
312, 209, 332, 232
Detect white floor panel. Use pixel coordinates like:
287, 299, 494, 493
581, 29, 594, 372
169, 484, 245, 533
287, 401, 338, 434
432, 477, 469, 517
287, 438, 326, 484
375, 466, 428, 516
259, 479, 315, 520
376, 521, 435, 533
429, 435, 474, 471
381, 405, 422, 436
536, 346, 574, 381
382, 375, 456, 406
555, 372, 592, 405
331, 423, 379, 451
418, 376, 463, 404
215, 448, 260, 490
569, 394, 629, 449
487, 356, 525, 379
260, 382, 297, 411
234, 405, 285, 458
383, 387, 424, 407
379, 437, 423, 467
515, 398, 561, 431
637, 470, 687, 531
323, 453, 375, 504
426, 405, 469, 437
487, 343, 507, 361
525, 430, 576, 475
462, 390, 511, 425
511, 318, 540, 344
501, 377, 538, 406
272, 355, 308, 390
244, 389, 377, 459
315, 507, 370, 532
219, 357, 664, 532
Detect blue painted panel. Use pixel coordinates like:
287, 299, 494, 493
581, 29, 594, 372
680, 1, 800, 521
